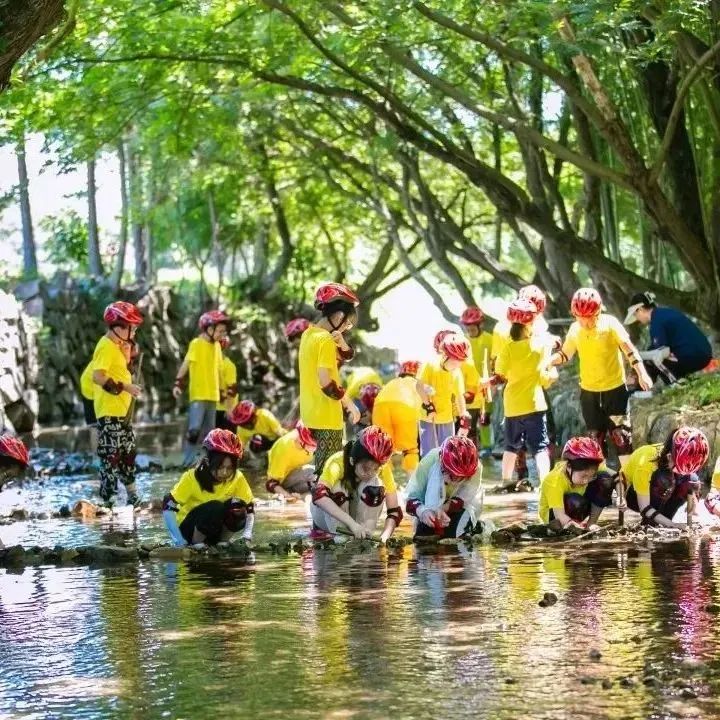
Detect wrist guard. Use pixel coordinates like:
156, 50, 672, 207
321, 380, 346, 400
640, 506, 660, 525
422, 402, 436, 416
406, 498, 422, 516
266, 479, 281, 493
447, 496, 465, 514
173, 376, 186, 390
458, 414, 471, 431
386, 506, 403, 525
338, 346, 354, 361
489, 373, 505, 386
464, 391, 476, 404
103, 378, 124, 395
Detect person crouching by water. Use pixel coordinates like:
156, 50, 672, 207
406, 436, 483, 539
0, 436, 31, 549
163, 429, 254, 547
538, 437, 618, 530
265, 422, 317, 499
621, 426, 709, 529
310, 426, 402, 542
229, 400, 286, 454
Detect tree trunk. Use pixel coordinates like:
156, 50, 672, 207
128, 145, 148, 285
16, 136, 38, 278
86, 157, 104, 279
110, 139, 129, 292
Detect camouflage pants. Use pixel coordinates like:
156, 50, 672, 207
97, 416, 136, 501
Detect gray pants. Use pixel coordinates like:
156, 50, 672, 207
182, 400, 217, 467
419, 420, 454, 457
283, 465, 316, 494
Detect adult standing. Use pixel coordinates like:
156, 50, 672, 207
624, 292, 712, 383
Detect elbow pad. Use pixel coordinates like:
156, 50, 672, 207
464, 391, 476, 404
421, 402, 436, 416
103, 378, 124, 395
458, 414, 471, 431
266, 479, 281, 493
338, 346, 354, 362
386, 506, 403, 525
162, 493, 179, 512
321, 380, 346, 400
489, 374, 505, 387
312, 483, 332, 504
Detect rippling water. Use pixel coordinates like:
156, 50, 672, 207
3, 442, 720, 718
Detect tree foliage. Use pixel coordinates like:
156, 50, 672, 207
4, 0, 720, 324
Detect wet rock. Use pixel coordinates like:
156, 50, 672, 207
643, 676, 660, 687
680, 687, 698, 699
601, 679, 613, 690
3, 545, 26, 564
60, 549, 79, 563
490, 529, 517, 546
10, 508, 28, 520
704, 603, 720, 614
58, 504, 71, 518
504, 677, 517, 685
580, 676, 597, 685
679, 658, 706, 671
619, 676, 636, 688
589, 649, 602, 661
149, 546, 191, 560
539, 592, 558, 608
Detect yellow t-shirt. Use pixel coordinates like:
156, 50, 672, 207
170, 468, 253, 525
299, 326, 344, 430
267, 430, 313, 481
495, 337, 550, 417
622, 444, 662, 497
460, 359, 482, 410
236, 408, 286, 445
419, 359, 464, 425
80, 360, 95, 400
711, 457, 720, 491
346, 367, 384, 400
374, 376, 420, 411
563, 314, 630, 392
491, 320, 511, 362
468, 332, 494, 374
319, 450, 397, 494
538, 460, 609, 523
216, 355, 238, 412
92, 336, 132, 419
186, 337, 223, 403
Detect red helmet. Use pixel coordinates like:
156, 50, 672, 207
518, 285, 547, 314
507, 298, 537, 325
460, 306, 484, 326
199, 310, 230, 331
0, 435, 30, 467
562, 437, 604, 463
295, 422, 317, 451
571, 288, 602, 318
314, 283, 359, 309
229, 400, 256, 426
400, 360, 421, 376
357, 426, 393, 465
440, 333, 470, 361
219, 337, 230, 350
359, 383, 381, 412
103, 301, 143, 327
433, 329, 455, 352
440, 436, 478, 478
284, 318, 311, 340
672, 426, 709, 475
202, 429, 243, 459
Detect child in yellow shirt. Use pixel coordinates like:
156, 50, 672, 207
299, 283, 361, 475
418, 333, 471, 456
90, 302, 144, 507
215, 336, 239, 431
229, 400, 287, 453
488, 299, 556, 492
162, 429, 254, 546
265, 422, 317, 497
173, 310, 230, 467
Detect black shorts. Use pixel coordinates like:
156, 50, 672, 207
215, 410, 237, 432
504, 411, 549, 454
82, 397, 97, 426
179, 499, 246, 545
580, 384, 629, 433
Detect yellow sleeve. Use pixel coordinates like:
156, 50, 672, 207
267, 441, 287, 480
495, 344, 509, 378
231, 471, 254, 504
319, 454, 344, 487
562, 325, 578, 359
185, 339, 197, 365
317, 334, 337, 371
93, 340, 117, 373
463, 360, 479, 388
453, 368, 464, 403
381, 464, 397, 494
544, 473, 566, 512
609, 315, 632, 347
265, 410, 286, 438
627, 451, 655, 496
215, 344, 225, 391
419, 363, 431, 385
223, 357, 237, 385
170, 471, 195, 506
712, 459, 720, 491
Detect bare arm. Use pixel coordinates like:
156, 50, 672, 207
314, 495, 367, 538
379, 491, 400, 542
636, 493, 683, 529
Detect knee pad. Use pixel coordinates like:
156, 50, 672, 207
609, 426, 632, 455
224, 499, 248, 532
587, 429, 606, 449
563, 492, 591, 522
121, 451, 136, 469
186, 429, 201, 444
649, 468, 675, 505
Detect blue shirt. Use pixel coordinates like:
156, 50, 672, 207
649, 307, 711, 364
